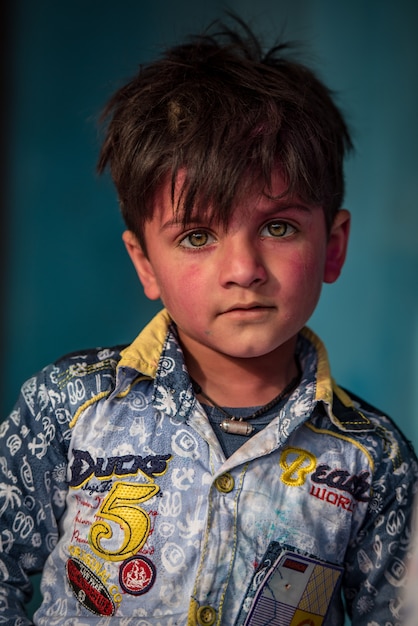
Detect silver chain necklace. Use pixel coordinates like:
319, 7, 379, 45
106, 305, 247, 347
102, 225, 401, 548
192, 363, 301, 436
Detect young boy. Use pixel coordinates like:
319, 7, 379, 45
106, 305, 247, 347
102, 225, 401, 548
1, 18, 416, 626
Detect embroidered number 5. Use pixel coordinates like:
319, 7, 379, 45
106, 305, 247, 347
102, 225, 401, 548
90, 481, 159, 561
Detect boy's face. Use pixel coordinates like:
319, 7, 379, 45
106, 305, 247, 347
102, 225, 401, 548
124, 170, 349, 367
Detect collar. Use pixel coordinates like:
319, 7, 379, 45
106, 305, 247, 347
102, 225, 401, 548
116, 309, 372, 433
119, 308, 172, 378
300, 327, 374, 432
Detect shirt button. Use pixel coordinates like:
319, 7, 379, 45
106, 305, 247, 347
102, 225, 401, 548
197, 605, 217, 625
215, 473, 235, 493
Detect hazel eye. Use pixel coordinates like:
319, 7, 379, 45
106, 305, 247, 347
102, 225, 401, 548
179, 230, 215, 248
261, 221, 296, 238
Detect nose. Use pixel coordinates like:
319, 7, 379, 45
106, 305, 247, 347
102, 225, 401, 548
219, 236, 268, 288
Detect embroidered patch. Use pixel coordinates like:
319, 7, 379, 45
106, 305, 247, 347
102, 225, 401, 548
311, 464, 371, 502
119, 555, 156, 595
69, 450, 171, 487
66, 557, 116, 616
89, 481, 159, 561
279, 447, 317, 487
235, 544, 343, 626
309, 485, 357, 513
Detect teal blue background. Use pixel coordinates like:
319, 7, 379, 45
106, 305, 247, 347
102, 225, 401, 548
2, 1, 418, 621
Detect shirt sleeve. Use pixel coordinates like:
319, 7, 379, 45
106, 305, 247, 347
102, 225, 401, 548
0, 364, 71, 623
342, 427, 418, 625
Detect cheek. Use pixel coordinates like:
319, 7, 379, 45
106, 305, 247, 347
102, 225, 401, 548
302, 243, 326, 279
285, 251, 325, 302
158, 264, 205, 310
303, 257, 325, 289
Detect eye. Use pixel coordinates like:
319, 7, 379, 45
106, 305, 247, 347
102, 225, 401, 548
260, 221, 296, 238
178, 230, 216, 248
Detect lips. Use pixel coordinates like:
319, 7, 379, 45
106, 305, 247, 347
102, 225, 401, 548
221, 303, 274, 314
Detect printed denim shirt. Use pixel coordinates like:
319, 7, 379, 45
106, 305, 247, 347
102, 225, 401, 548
0, 308, 417, 626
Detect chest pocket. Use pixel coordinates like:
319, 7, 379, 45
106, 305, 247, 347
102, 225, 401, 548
234, 542, 343, 626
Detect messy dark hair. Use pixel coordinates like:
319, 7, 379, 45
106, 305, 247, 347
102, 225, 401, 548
98, 17, 353, 252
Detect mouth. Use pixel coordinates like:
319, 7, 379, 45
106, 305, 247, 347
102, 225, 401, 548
221, 303, 275, 315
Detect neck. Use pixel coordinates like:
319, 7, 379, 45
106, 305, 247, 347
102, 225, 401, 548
179, 332, 299, 407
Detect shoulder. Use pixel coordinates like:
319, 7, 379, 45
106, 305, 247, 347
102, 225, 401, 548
14, 345, 126, 426
50, 344, 126, 400
330, 386, 418, 484
50, 345, 125, 379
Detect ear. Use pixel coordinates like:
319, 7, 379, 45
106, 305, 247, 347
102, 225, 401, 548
323, 209, 351, 284
122, 230, 161, 300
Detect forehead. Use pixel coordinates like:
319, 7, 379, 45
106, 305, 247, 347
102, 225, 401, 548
150, 168, 296, 226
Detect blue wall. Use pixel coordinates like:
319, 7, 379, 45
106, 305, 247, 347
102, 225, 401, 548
3, 0, 418, 620
4, 0, 417, 441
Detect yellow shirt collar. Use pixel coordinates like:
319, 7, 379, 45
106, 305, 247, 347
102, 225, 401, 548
119, 309, 340, 409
